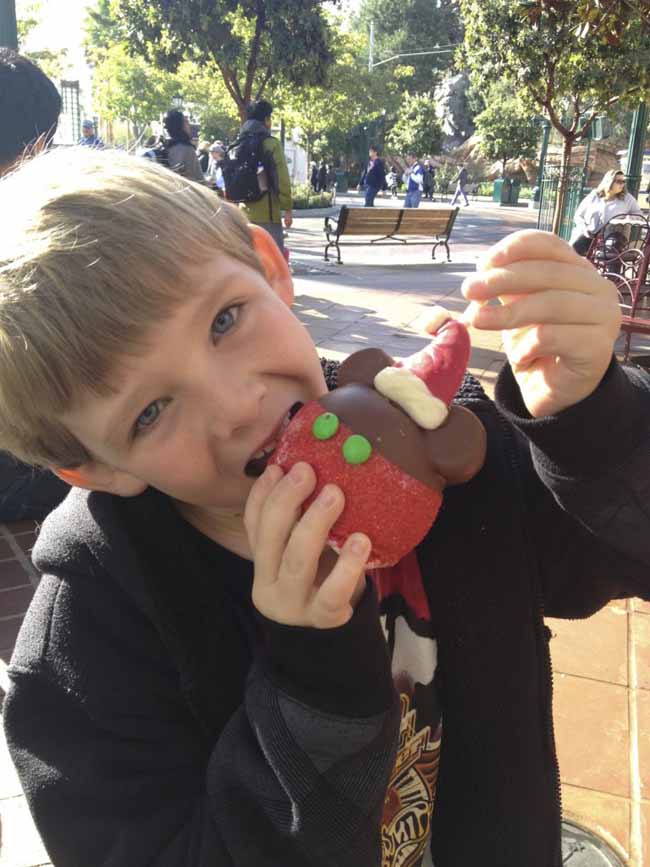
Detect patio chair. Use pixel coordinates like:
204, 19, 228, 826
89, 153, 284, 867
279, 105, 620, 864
587, 213, 650, 362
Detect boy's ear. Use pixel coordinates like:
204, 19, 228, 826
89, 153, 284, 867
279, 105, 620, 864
54, 463, 148, 498
249, 224, 294, 307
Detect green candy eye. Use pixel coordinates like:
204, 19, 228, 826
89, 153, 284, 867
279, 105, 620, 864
313, 412, 339, 440
342, 434, 372, 465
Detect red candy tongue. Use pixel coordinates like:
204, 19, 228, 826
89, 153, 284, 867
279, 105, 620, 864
396, 317, 471, 407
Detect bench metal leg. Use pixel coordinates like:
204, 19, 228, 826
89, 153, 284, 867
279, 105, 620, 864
431, 240, 451, 262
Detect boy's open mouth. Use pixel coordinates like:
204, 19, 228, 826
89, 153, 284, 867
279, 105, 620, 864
244, 401, 303, 478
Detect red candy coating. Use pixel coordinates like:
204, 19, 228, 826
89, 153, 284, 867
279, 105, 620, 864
270, 401, 442, 568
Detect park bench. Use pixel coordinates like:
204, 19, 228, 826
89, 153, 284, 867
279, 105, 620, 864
323, 205, 459, 265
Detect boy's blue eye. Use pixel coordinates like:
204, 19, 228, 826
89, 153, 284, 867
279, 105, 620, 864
135, 399, 166, 433
212, 305, 240, 338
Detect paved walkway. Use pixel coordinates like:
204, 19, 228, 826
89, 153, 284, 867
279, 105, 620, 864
0, 197, 648, 866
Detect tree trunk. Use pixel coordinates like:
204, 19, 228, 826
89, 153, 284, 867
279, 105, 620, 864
551, 135, 574, 236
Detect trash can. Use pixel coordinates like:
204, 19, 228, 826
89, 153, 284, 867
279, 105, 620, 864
335, 170, 348, 194
510, 179, 521, 205
492, 178, 512, 204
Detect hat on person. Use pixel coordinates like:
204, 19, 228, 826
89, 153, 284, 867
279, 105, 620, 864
82, 119, 94, 129
210, 141, 224, 153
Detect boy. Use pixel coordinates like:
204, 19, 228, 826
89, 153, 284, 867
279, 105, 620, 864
1, 148, 649, 867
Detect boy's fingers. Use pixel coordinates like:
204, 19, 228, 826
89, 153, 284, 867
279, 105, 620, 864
249, 462, 317, 586
313, 534, 371, 627
477, 229, 595, 273
503, 323, 614, 369
462, 259, 613, 302
243, 463, 284, 546
281, 484, 345, 582
467, 288, 615, 331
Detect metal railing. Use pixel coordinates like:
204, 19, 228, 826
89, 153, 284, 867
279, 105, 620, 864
537, 165, 587, 240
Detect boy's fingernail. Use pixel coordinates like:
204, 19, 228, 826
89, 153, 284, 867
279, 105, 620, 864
289, 464, 304, 485
319, 485, 337, 507
349, 535, 369, 555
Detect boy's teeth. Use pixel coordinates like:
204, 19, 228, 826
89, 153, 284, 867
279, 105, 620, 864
251, 440, 278, 461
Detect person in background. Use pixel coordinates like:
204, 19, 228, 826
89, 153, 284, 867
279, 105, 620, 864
197, 140, 211, 174
205, 141, 226, 195
450, 164, 470, 207
310, 161, 319, 193
403, 152, 424, 208
137, 135, 160, 160
570, 169, 643, 256
359, 145, 388, 206
317, 159, 328, 194
423, 159, 435, 200
0, 49, 69, 519
162, 109, 205, 183
78, 119, 104, 149
386, 165, 398, 198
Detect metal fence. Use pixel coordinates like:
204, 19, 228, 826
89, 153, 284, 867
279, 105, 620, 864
537, 165, 587, 240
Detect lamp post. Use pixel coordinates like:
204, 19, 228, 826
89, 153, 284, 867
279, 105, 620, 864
624, 103, 649, 199
0, 0, 18, 50
171, 94, 184, 110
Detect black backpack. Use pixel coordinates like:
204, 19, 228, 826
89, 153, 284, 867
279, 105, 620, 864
222, 131, 274, 203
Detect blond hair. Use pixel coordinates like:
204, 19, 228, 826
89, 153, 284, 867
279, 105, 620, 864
596, 169, 626, 200
0, 147, 263, 467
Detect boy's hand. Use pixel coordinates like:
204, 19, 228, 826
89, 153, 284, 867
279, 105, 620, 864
244, 463, 370, 629
461, 229, 622, 417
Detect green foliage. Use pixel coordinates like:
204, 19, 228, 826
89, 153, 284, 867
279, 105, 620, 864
291, 184, 333, 209
111, 0, 338, 118
92, 43, 179, 136
459, 0, 650, 140
356, 0, 462, 93
275, 31, 397, 164
434, 163, 457, 193
474, 81, 540, 176
385, 92, 443, 156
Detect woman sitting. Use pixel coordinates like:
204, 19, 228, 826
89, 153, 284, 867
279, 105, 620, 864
570, 169, 643, 256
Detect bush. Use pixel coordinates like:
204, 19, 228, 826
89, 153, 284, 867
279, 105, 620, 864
291, 183, 333, 210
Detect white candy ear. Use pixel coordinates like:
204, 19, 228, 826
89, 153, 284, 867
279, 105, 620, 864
374, 315, 471, 428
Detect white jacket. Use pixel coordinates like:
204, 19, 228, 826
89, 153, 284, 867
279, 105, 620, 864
570, 190, 642, 244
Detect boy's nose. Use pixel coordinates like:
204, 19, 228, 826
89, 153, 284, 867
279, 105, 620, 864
203, 377, 267, 440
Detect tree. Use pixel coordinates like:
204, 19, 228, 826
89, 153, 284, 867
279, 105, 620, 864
356, 0, 462, 93
385, 92, 443, 156
16, 0, 69, 80
276, 31, 399, 164
112, 0, 338, 120
459, 0, 650, 232
92, 43, 179, 141
474, 82, 540, 178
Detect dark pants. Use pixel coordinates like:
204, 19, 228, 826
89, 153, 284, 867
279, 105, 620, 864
364, 186, 379, 207
572, 234, 592, 257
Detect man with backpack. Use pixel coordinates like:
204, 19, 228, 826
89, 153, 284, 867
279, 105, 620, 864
222, 100, 292, 253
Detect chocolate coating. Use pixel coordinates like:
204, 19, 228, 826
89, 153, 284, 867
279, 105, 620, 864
321, 345, 487, 490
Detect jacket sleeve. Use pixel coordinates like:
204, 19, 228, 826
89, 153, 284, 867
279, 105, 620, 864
269, 138, 292, 211
4, 576, 399, 867
495, 359, 650, 617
